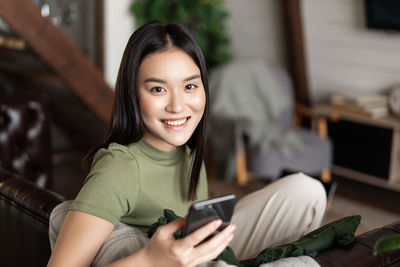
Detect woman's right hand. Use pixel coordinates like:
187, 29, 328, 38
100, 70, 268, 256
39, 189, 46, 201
140, 217, 236, 267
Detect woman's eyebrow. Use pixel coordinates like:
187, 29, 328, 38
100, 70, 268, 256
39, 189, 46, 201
144, 74, 201, 83
184, 74, 201, 82
144, 77, 167, 84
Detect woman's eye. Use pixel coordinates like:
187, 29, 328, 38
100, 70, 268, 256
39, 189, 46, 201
150, 87, 165, 93
185, 84, 197, 90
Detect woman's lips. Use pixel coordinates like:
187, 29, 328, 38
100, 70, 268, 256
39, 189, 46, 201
162, 117, 190, 129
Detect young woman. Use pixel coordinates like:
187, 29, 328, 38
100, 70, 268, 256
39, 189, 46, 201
48, 21, 326, 267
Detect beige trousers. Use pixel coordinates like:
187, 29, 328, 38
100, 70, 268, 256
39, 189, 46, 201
229, 172, 326, 260
49, 172, 326, 266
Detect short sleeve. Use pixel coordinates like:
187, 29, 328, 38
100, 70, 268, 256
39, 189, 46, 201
70, 145, 140, 225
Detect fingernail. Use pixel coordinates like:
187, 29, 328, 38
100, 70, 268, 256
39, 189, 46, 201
215, 219, 222, 227
228, 224, 236, 232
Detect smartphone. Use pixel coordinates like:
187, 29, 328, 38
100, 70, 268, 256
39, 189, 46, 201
184, 194, 237, 239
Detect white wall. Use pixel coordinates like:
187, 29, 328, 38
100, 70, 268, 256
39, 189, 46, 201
301, 0, 400, 103
104, 0, 135, 88
224, 0, 285, 67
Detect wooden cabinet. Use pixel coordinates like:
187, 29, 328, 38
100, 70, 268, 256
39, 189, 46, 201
313, 105, 400, 191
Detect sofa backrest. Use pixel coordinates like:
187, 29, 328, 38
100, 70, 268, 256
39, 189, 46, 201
0, 167, 64, 267
0, 93, 53, 189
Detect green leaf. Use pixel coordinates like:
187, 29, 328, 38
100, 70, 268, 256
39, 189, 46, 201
373, 234, 400, 255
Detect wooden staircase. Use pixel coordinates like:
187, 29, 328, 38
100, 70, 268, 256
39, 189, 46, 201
0, 0, 114, 152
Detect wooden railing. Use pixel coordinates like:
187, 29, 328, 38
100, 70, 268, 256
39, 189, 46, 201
0, 0, 113, 123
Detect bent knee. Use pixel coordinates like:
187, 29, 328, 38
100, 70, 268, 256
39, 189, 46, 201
278, 172, 327, 204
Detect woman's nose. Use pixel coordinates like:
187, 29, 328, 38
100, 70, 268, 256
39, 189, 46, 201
166, 91, 184, 113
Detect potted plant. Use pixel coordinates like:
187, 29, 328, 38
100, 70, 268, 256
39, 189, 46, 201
130, 0, 232, 69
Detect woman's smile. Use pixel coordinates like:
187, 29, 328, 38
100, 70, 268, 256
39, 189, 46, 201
162, 117, 190, 128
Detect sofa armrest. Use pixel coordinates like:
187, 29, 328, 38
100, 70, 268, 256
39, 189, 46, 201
315, 220, 400, 267
0, 173, 64, 224
0, 167, 65, 267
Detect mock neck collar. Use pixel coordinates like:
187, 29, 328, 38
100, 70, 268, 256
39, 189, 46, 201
133, 139, 185, 162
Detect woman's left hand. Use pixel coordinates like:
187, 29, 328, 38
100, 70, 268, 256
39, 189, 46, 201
139, 217, 236, 267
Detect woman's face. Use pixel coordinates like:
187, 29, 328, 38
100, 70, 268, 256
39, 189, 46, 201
137, 48, 206, 151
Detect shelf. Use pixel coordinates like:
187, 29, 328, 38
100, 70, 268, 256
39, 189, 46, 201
313, 105, 400, 130
333, 165, 400, 192
317, 104, 400, 192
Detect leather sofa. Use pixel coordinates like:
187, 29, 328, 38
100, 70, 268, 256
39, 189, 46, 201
315, 221, 400, 266
0, 93, 53, 189
0, 167, 64, 267
1, 164, 400, 267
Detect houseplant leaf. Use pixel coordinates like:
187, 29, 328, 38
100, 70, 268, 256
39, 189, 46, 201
130, 0, 232, 69
373, 234, 400, 255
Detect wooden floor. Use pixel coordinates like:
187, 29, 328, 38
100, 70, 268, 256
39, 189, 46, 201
323, 176, 400, 235
53, 157, 400, 236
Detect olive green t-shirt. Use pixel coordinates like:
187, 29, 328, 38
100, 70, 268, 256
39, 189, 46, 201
70, 139, 208, 231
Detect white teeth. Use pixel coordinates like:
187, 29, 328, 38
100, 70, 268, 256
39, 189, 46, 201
163, 118, 187, 126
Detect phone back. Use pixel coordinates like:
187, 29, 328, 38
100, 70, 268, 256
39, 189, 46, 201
185, 194, 236, 236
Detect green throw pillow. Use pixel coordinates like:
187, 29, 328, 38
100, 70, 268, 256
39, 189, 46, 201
148, 210, 361, 267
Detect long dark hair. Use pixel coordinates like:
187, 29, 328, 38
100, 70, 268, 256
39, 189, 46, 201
85, 21, 209, 201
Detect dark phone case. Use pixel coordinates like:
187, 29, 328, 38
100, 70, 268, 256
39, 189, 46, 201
184, 194, 236, 237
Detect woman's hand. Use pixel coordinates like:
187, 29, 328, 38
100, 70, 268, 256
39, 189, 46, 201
141, 217, 236, 267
